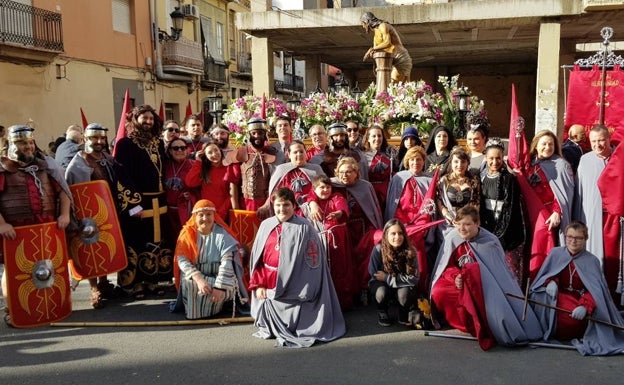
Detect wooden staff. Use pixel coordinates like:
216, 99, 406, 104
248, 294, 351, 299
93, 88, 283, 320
50, 316, 254, 328
505, 292, 624, 331
424, 331, 576, 350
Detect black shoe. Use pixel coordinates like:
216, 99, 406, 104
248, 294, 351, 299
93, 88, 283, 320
378, 310, 391, 327
360, 289, 369, 306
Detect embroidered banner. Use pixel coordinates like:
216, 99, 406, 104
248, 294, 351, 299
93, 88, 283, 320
565, 66, 624, 143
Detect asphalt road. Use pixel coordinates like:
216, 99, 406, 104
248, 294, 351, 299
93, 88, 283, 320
0, 270, 622, 385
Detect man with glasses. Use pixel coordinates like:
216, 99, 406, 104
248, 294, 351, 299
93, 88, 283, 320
162, 120, 181, 148
306, 124, 327, 161
530, 221, 624, 355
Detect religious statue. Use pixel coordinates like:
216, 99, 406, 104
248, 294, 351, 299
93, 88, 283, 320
361, 11, 412, 90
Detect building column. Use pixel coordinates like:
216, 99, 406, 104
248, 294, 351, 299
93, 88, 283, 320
251, 37, 274, 97
304, 55, 321, 95
535, 22, 561, 136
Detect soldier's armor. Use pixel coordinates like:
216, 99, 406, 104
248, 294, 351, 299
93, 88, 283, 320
241, 149, 271, 200
0, 158, 57, 225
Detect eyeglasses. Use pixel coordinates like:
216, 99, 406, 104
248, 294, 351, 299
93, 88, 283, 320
565, 235, 585, 242
171, 146, 187, 151
346, 128, 358, 133
166, 127, 180, 133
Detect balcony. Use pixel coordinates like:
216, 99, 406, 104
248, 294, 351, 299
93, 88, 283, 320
0, 0, 63, 64
161, 37, 204, 76
232, 50, 251, 78
274, 74, 303, 93
201, 57, 227, 86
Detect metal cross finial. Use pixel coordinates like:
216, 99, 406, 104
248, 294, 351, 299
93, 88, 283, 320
601, 26, 614, 44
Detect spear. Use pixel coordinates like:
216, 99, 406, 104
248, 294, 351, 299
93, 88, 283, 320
50, 316, 254, 328
505, 292, 624, 331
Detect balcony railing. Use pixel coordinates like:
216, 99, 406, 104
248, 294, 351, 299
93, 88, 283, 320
161, 37, 204, 75
275, 74, 304, 93
0, 0, 63, 51
237, 51, 251, 74
203, 58, 227, 84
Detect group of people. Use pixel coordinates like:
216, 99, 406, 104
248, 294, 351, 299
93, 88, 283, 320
1, 109, 624, 354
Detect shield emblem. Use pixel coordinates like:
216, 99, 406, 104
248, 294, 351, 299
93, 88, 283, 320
3, 222, 72, 328
68, 180, 127, 280
229, 209, 261, 285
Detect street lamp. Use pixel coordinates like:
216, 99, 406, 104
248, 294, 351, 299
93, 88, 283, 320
310, 81, 324, 96
286, 92, 301, 114
207, 90, 223, 124
158, 7, 185, 42
456, 86, 470, 138
334, 72, 350, 94
351, 81, 364, 100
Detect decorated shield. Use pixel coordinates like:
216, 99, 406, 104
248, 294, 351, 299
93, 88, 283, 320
229, 209, 261, 284
68, 180, 127, 280
3, 222, 72, 328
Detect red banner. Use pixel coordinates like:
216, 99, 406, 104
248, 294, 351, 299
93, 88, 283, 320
565, 66, 624, 143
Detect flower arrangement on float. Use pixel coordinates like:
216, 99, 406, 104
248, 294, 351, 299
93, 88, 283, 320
362, 80, 444, 137
438, 74, 488, 138
222, 95, 289, 145
297, 90, 363, 133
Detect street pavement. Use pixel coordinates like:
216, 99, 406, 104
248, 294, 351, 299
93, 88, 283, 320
1, 269, 622, 385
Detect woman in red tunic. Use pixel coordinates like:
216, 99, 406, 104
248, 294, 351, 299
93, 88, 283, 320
522, 130, 574, 279
164, 138, 197, 238
361, 124, 394, 211
185, 142, 237, 221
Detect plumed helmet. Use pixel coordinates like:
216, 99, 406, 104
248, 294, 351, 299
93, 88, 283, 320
7, 125, 35, 161
246, 117, 267, 133
328, 122, 347, 137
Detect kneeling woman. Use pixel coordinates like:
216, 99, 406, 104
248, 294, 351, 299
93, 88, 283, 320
369, 219, 419, 327
249, 187, 345, 348
172, 199, 248, 319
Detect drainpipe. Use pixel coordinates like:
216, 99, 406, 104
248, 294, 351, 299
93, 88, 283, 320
150, 0, 194, 82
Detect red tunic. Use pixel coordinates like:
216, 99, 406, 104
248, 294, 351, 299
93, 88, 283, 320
164, 158, 196, 237
367, 152, 392, 210
249, 225, 281, 290
431, 242, 495, 350
339, 188, 377, 290
185, 160, 233, 220
550, 261, 597, 340
306, 146, 323, 161
527, 163, 561, 279
310, 192, 354, 309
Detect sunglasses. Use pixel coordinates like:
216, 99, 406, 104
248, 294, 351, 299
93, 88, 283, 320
166, 127, 181, 133
171, 146, 187, 151
346, 128, 358, 133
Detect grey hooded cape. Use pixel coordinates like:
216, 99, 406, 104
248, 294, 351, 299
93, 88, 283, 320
530, 247, 624, 356
250, 215, 346, 348
431, 228, 544, 346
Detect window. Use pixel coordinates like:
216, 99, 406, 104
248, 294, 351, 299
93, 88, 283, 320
216, 22, 224, 59
200, 16, 225, 65
112, 0, 131, 34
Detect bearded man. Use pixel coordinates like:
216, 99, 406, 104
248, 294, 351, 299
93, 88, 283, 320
113, 105, 174, 299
